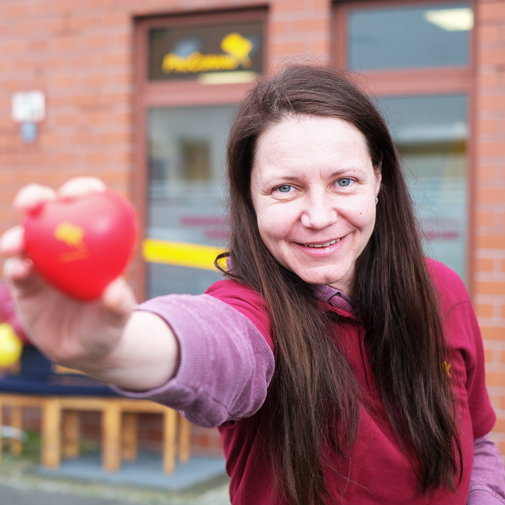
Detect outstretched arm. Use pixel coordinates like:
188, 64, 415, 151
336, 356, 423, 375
0, 178, 180, 392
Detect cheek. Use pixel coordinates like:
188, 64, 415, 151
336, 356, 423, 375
344, 200, 376, 232
256, 206, 295, 242
361, 208, 377, 235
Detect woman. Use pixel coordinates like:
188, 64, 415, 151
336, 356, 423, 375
1, 64, 503, 504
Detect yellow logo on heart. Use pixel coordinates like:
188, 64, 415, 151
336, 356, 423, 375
54, 222, 89, 262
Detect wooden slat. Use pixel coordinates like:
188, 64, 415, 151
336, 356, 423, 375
102, 402, 121, 472
116, 399, 170, 413
122, 412, 138, 461
10, 406, 22, 455
178, 415, 191, 464
57, 398, 108, 411
62, 411, 80, 459
0, 394, 45, 407
163, 409, 177, 474
42, 399, 61, 468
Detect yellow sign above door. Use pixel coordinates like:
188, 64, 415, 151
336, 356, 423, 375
162, 33, 253, 74
148, 20, 263, 81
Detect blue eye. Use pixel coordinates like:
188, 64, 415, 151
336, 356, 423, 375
277, 185, 293, 193
337, 178, 352, 187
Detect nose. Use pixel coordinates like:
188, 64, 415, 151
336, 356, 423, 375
300, 191, 338, 230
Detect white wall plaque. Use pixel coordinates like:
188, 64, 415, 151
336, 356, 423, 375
11, 91, 45, 122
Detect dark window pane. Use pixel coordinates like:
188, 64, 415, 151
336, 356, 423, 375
348, 3, 472, 70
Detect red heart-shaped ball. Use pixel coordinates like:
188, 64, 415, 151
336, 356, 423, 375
24, 189, 138, 301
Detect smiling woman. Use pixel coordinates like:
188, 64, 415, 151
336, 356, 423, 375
251, 116, 381, 293
2, 64, 503, 505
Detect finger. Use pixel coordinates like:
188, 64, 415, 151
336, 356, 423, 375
0, 226, 25, 257
100, 278, 137, 329
14, 184, 57, 214
58, 177, 106, 199
3, 257, 51, 302
3, 257, 34, 282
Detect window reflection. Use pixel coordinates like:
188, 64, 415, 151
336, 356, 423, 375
348, 3, 471, 70
378, 94, 468, 280
147, 105, 235, 297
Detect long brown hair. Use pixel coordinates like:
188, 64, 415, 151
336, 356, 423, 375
217, 64, 462, 505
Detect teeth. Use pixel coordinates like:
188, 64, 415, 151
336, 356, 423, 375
306, 238, 340, 248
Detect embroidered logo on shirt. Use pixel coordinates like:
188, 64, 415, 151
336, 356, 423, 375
443, 361, 452, 377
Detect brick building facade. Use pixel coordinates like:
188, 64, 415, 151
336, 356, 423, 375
0, 0, 504, 459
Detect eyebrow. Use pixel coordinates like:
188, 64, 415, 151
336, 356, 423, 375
268, 168, 358, 182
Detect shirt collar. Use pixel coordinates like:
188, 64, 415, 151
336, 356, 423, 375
227, 257, 356, 316
315, 285, 356, 316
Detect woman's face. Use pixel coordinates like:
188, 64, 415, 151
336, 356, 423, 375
250, 115, 381, 295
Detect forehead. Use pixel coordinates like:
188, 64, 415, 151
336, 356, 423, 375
253, 115, 371, 177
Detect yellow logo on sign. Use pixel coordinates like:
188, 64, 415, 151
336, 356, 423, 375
162, 33, 254, 74
54, 222, 89, 262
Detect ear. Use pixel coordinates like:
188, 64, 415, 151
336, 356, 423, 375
374, 167, 382, 197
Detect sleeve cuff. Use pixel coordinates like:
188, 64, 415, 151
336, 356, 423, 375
113, 293, 275, 428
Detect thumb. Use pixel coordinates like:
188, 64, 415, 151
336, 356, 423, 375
100, 278, 137, 329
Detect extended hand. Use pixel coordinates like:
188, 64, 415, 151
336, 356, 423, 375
0, 178, 179, 391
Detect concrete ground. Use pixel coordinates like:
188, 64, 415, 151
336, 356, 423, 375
0, 451, 231, 505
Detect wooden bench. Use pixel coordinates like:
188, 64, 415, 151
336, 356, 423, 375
0, 393, 191, 473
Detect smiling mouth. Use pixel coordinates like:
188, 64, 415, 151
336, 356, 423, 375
304, 238, 341, 248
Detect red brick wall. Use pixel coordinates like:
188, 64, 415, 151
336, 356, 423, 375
269, 0, 331, 64
474, 0, 505, 454
0, 0, 331, 228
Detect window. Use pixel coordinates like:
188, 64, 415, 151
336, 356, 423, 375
135, 10, 266, 300
348, 3, 472, 70
147, 104, 234, 297
380, 94, 468, 275
334, 1, 473, 281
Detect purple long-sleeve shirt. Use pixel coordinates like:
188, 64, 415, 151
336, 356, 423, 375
115, 286, 505, 503
470, 435, 505, 504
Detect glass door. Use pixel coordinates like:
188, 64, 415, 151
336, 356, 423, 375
134, 9, 266, 300
146, 104, 235, 297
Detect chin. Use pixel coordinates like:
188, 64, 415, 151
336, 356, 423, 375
298, 271, 347, 288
